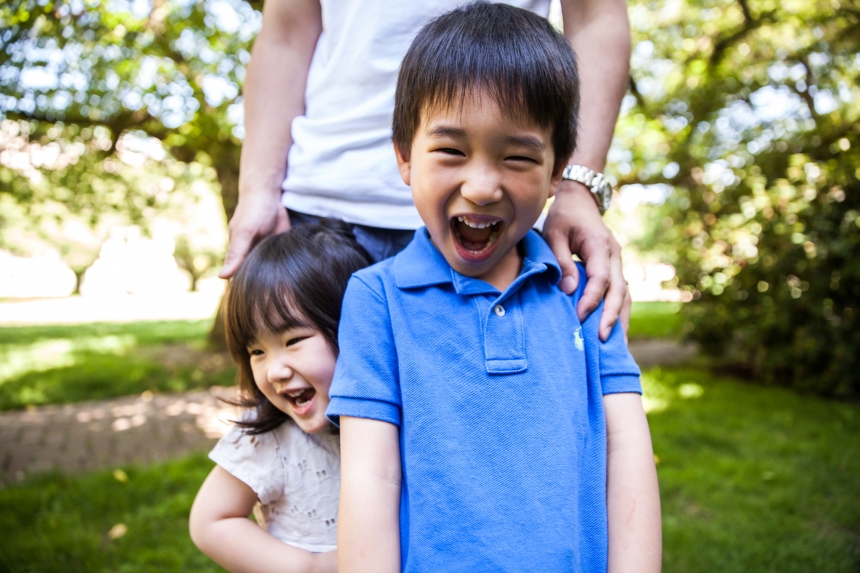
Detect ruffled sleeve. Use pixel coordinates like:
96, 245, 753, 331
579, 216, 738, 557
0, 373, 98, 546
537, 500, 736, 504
209, 424, 286, 505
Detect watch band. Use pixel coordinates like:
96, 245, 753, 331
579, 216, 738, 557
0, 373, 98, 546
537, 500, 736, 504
562, 164, 612, 214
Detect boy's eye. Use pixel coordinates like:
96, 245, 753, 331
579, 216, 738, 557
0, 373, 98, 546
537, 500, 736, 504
436, 147, 464, 156
506, 155, 537, 163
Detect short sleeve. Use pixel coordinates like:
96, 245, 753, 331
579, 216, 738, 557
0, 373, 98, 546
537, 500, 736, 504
599, 316, 643, 395
326, 275, 402, 427
209, 424, 285, 504
569, 262, 642, 396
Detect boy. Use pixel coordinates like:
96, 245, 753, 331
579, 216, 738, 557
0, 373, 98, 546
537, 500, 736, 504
327, 3, 661, 572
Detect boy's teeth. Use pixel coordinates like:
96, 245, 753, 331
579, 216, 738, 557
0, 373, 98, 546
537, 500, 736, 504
457, 216, 499, 229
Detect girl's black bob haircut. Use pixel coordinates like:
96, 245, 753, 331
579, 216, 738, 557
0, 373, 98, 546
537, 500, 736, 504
224, 219, 372, 434
392, 1, 580, 170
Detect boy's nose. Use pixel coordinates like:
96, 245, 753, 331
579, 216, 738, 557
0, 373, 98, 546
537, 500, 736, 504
460, 167, 503, 206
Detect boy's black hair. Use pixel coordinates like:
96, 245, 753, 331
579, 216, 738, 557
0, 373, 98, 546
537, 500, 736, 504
393, 1, 579, 170
224, 219, 373, 434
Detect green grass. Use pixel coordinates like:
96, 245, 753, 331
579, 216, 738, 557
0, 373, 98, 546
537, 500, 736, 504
628, 301, 685, 340
2, 367, 858, 571
0, 320, 236, 411
0, 453, 222, 572
646, 368, 860, 572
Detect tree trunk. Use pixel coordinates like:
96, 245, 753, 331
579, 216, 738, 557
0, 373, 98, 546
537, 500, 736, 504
208, 147, 241, 350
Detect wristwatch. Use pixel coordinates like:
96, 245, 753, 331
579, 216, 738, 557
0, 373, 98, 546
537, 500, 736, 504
562, 164, 612, 215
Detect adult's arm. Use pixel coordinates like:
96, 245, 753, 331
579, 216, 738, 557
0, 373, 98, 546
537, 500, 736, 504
219, 0, 322, 278
338, 416, 402, 573
189, 466, 337, 573
603, 393, 662, 573
544, 0, 631, 340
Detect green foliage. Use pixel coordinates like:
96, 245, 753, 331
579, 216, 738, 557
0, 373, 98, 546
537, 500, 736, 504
0, 320, 236, 411
0, 453, 223, 572
646, 367, 860, 572
0, 0, 253, 259
621, 0, 860, 396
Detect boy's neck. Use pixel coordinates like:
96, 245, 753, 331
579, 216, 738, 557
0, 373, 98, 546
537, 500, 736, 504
460, 240, 524, 292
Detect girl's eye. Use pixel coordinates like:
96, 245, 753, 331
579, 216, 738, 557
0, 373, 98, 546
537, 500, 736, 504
248, 348, 264, 357
285, 336, 308, 347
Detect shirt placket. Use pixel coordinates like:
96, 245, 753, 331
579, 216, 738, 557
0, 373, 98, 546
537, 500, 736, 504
480, 291, 527, 374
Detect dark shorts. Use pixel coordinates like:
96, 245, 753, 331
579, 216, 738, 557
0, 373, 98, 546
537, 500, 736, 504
288, 209, 415, 264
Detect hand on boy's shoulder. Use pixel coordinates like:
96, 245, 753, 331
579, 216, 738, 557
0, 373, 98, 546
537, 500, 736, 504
543, 181, 630, 341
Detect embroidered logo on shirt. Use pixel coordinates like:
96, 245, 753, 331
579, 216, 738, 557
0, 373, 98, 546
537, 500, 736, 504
574, 327, 584, 351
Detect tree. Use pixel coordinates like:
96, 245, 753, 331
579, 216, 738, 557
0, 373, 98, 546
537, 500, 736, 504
616, 0, 859, 396
1, 0, 257, 342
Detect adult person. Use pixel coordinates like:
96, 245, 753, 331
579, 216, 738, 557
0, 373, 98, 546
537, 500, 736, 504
219, 0, 632, 340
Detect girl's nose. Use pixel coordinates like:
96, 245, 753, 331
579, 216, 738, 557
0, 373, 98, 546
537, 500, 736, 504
268, 361, 293, 384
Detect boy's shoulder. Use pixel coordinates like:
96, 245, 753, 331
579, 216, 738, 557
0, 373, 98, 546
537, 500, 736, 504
349, 228, 451, 292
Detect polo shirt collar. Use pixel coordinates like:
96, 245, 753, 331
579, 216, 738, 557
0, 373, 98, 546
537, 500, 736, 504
394, 228, 561, 293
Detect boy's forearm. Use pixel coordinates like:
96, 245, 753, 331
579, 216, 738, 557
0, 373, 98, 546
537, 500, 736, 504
604, 393, 662, 573
338, 416, 402, 573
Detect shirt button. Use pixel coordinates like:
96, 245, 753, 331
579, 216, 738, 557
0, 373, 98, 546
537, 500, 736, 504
494, 304, 506, 317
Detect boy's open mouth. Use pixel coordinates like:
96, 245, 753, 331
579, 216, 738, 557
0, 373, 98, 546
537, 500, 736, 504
283, 387, 316, 409
451, 215, 503, 261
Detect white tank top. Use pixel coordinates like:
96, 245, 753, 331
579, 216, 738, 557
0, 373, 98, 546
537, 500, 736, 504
281, 0, 552, 229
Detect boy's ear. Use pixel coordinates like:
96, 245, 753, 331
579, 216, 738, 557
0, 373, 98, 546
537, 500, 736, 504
394, 143, 412, 186
548, 161, 566, 198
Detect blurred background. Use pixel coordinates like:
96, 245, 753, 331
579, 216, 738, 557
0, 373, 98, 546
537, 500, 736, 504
0, 0, 858, 571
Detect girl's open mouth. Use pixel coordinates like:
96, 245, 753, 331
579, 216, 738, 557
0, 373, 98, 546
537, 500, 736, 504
283, 388, 316, 413
451, 215, 503, 262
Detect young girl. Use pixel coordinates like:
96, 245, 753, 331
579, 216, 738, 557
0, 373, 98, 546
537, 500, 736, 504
189, 220, 372, 573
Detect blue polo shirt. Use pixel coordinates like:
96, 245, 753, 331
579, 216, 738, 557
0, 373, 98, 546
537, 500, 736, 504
327, 229, 641, 573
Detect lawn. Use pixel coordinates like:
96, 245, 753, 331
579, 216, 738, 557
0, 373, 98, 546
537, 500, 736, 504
0, 320, 236, 411
1, 366, 858, 572
628, 301, 684, 340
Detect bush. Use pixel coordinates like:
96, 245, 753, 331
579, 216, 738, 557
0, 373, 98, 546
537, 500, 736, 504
616, 0, 860, 396
676, 150, 859, 396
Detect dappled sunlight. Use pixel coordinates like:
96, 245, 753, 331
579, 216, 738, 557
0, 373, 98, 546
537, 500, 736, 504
60, 387, 238, 439
641, 368, 705, 415
0, 335, 136, 385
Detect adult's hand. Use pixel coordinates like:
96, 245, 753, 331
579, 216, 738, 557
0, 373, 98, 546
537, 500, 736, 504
218, 194, 291, 278
543, 180, 630, 341
217, 0, 321, 279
